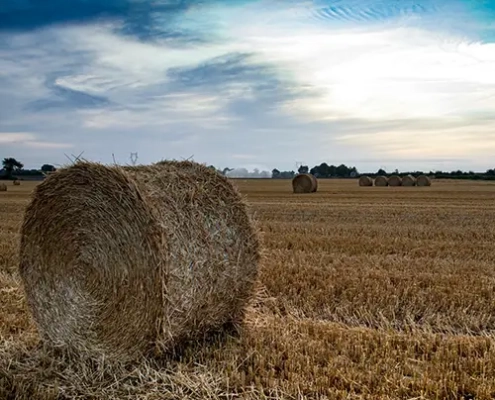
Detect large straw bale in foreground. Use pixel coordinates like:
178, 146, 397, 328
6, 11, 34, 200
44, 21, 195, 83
19, 161, 260, 360
292, 173, 318, 193
417, 174, 432, 186
402, 175, 416, 186
374, 175, 388, 187
0, 183, 6, 191
358, 175, 373, 187
388, 175, 402, 187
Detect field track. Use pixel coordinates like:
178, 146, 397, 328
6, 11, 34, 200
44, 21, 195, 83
2, 178, 495, 399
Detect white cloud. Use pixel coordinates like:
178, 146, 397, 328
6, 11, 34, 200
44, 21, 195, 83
220, 17, 495, 121
79, 91, 237, 130
52, 23, 234, 94
0, 132, 72, 149
334, 118, 495, 166
0, 132, 35, 143
24, 141, 74, 149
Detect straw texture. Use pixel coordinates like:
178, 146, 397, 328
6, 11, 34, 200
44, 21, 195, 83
374, 176, 388, 187
19, 161, 260, 360
358, 176, 373, 187
388, 175, 402, 187
292, 174, 318, 193
402, 175, 417, 186
417, 175, 432, 186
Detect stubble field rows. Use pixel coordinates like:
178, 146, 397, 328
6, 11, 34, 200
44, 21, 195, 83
1, 178, 495, 399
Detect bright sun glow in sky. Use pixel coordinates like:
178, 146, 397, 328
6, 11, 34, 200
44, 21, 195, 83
1, 0, 495, 173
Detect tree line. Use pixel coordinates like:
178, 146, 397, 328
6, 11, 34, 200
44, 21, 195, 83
0, 158, 55, 180
4, 157, 495, 181
272, 163, 495, 180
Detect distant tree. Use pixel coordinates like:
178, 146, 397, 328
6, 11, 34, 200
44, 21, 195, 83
310, 163, 331, 178
280, 170, 295, 179
328, 164, 337, 177
377, 168, 386, 175
41, 164, 56, 172
2, 158, 23, 179
336, 164, 349, 177
310, 163, 356, 178
221, 167, 233, 176
298, 165, 309, 174
271, 168, 280, 178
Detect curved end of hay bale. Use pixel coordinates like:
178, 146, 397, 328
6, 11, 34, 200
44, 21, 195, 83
310, 174, 318, 192
374, 175, 388, 187
20, 162, 163, 359
402, 174, 417, 187
388, 175, 402, 187
292, 173, 318, 193
416, 174, 432, 186
19, 161, 260, 360
358, 175, 373, 187
0, 183, 7, 192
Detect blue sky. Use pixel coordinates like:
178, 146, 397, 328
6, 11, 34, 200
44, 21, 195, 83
1, 0, 495, 173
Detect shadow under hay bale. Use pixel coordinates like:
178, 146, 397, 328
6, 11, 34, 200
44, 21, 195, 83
374, 176, 388, 187
417, 175, 432, 186
388, 175, 402, 187
358, 176, 373, 187
292, 173, 318, 193
402, 175, 416, 186
19, 161, 260, 361
0, 183, 6, 192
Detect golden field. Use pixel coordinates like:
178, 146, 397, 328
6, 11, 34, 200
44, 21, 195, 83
2, 178, 495, 399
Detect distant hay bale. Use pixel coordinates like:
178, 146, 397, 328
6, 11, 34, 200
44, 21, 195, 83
0, 183, 6, 192
13, 180, 20, 186
358, 175, 373, 187
292, 173, 318, 193
374, 175, 388, 187
388, 175, 402, 186
19, 161, 260, 360
402, 175, 416, 186
417, 174, 432, 186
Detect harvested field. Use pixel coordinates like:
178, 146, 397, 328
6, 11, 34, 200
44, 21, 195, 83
2, 178, 495, 399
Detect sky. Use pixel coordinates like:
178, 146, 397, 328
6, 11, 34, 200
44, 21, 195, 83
1, 0, 495, 173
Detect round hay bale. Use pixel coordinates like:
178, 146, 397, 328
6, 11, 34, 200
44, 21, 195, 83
388, 175, 402, 187
374, 175, 388, 187
402, 175, 416, 186
358, 175, 373, 187
292, 173, 318, 193
0, 183, 7, 192
416, 174, 432, 186
13, 180, 20, 186
310, 174, 318, 192
19, 161, 260, 360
